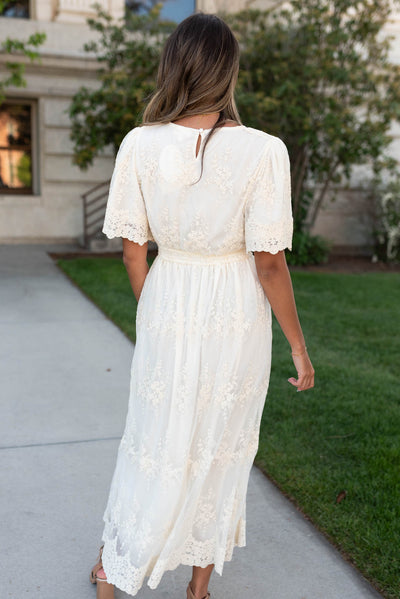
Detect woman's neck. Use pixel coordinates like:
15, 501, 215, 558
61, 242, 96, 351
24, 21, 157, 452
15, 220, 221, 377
172, 112, 220, 130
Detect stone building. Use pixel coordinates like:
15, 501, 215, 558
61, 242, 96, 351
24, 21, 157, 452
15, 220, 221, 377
0, 0, 399, 252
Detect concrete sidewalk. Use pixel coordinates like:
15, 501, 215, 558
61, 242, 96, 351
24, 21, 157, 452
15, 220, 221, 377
0, 244, 382, 599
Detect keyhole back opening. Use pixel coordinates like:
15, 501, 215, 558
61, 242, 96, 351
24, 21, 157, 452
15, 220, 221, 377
195, 128, 204, 159
195, 133, 201, 159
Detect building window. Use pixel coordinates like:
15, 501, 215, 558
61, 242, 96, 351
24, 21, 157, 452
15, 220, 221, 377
0, 0, 30, 18
0, 102, 36, 194
126, 0, 195, 23
160, 0, 195, 23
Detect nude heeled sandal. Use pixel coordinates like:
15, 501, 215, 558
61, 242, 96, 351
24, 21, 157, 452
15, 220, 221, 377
90, 545, 115, 599
187, 582, 211, 599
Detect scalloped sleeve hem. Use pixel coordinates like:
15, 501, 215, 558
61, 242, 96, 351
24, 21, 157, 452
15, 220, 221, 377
102, 206, 155, 244
102, 227, 154, 245
245, 216, 293, 254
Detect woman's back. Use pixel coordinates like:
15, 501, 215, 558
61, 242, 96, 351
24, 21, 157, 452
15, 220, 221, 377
103, 122, 293, 256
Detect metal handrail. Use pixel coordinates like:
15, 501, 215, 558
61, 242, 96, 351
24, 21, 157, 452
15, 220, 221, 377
82, 180, 110, 248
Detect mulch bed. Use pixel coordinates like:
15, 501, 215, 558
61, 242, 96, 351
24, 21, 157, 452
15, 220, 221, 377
289, 255, 400, 273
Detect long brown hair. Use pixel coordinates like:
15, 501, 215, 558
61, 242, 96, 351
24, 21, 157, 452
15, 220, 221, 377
142, 13, 242, 176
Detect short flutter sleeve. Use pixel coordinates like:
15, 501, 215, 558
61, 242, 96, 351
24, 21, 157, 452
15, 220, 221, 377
244, 136, 293, 254
102, 128, 154, 244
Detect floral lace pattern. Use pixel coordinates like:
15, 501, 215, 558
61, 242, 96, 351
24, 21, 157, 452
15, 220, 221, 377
100, 123, 293, 597
102, 206, 154, 245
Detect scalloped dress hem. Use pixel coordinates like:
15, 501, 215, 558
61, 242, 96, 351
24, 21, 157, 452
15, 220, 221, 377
101, 517, 246, 597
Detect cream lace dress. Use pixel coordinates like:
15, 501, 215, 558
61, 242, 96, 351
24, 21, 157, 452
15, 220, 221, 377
100, 122, 293, 596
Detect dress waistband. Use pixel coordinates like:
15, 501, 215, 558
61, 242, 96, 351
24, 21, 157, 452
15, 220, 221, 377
157, 247, 250, 265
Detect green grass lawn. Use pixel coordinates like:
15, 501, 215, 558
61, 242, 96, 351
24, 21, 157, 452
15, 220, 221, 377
58, 256, 400, 598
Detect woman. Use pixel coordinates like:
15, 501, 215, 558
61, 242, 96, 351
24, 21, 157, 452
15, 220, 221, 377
89, 12, 314, 599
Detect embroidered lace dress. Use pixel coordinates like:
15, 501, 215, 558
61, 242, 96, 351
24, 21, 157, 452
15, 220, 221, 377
100, 122, 293, 596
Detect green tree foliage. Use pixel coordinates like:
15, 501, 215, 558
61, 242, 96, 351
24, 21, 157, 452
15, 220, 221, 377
228, 1, 400, 231
0, 1, 46, 103
68, 4, 175, 168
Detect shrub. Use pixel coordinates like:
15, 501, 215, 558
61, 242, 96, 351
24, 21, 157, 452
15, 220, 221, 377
286, 230, 332, 266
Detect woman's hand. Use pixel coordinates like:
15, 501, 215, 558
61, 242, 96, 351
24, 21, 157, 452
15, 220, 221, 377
288, 350, 315, 392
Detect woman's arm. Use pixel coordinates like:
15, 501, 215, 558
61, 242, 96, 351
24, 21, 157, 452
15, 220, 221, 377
122, 238, 149, 302
254, 249, 315, 392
